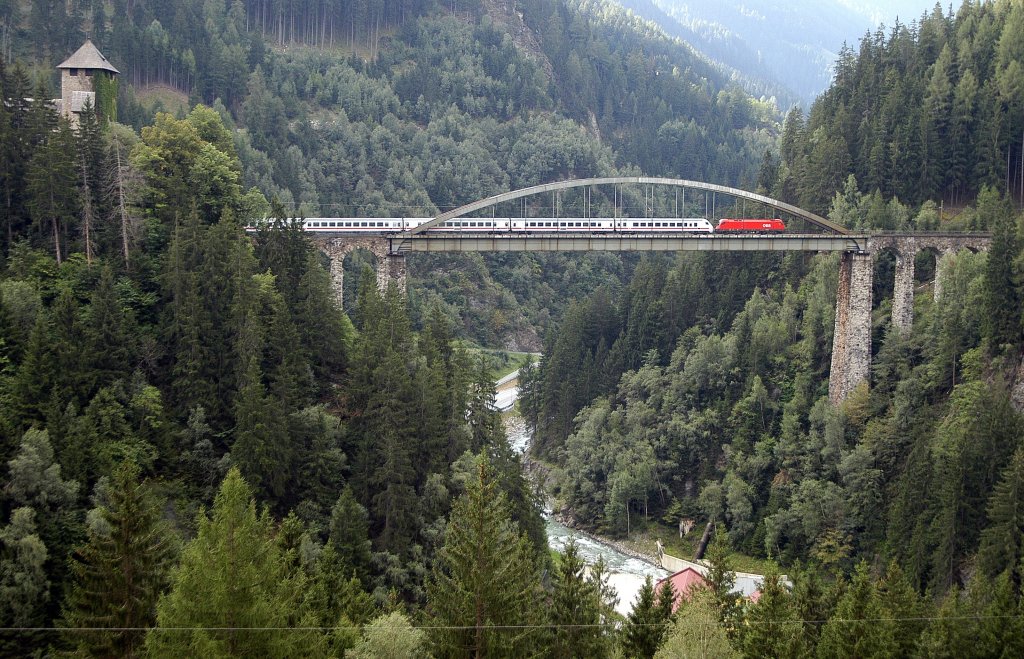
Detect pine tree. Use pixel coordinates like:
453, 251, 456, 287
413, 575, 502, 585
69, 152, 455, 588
145, 468, 323, 657
61, 461, 175, 658
426, 456, 544, 657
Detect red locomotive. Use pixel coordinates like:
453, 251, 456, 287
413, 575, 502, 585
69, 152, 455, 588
716, 218, 786, 232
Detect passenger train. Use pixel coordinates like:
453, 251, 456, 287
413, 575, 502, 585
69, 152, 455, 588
268, 217, 786, 233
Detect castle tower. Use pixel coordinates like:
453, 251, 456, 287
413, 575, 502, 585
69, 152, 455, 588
56, 40, 120, 127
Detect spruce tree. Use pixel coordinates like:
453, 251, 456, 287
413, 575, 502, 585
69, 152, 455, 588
231, 355, 290, 504
328, 486, 373, 587
549, 538, 611, 658
704, 532, 741, 635
916, 585, 973, 659
426, 456, 544, 657
816, 562, 897, 658
61, 461, 175, 658
876, 561, 928, 657
654, 590, 737, 659
978, 445, 1024, 583
25, 118, 78, 264
621, 575, 673, 658
980, 186, 1019, 349
739, 562, 799, 658
145, 468, 322, 657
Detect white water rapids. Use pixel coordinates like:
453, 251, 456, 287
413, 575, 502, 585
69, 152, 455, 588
503, 385, 669, 617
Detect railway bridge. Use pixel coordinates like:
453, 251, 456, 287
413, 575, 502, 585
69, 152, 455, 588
299, 177, 990, 405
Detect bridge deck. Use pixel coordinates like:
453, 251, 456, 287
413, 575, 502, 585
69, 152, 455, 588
385, 232, 869, 253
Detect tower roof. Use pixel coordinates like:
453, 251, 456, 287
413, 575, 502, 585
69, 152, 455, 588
57, 40, 120, 75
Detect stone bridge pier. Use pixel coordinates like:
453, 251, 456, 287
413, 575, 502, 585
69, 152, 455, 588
829, 234, 990, 404
313, 236, 406, 306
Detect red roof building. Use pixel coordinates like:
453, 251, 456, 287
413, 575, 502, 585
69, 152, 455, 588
656, 566, 763, 613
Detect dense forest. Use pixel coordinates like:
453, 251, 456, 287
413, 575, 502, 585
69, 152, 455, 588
3, 0, 781, 348
2, 0, 1024, 656
520, 0, 1024, 654
770, 0, 1024, 213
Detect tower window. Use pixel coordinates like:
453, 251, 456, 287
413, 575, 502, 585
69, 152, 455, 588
69, 68, 78, 76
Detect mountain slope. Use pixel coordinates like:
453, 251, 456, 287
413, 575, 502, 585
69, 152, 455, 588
617, 0, 941, 105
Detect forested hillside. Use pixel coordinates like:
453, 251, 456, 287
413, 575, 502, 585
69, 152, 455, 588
521, 0, 1024, 654
3, 0, 1023, 654
770, 0, 1024, 213
2, 0, 778, 348
0, 0, 798, 655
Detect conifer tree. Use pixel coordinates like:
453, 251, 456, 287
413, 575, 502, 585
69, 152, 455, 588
980, 186, 1019, 349
916, 585, 973, 659
303, 541, 377, 636
231, 356, 290, 504
348, 611, 426, 659
83, 266, 137, 393
816, 562, 896, 658
426, 456, 544, 657
25, 119, 78, 264
704, 532, 741, 634
654, 590, 737, 659
976, 571, 1024, 656
621, 575, 674, 658
328, 486, 373, 587
876, 561, 928, 658
145, 468, 322, 657
978, 445, 1024, 583
61, 461, 175, 658
549, 538, 612, 658
739, 562, 799, 658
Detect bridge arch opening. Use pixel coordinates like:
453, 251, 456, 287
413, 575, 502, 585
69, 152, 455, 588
340, 248, 379, 315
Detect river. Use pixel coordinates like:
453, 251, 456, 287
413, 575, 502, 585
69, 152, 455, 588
503, 399, 668, 617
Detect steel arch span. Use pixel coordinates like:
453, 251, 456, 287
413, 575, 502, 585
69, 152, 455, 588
405, 177, 849, 235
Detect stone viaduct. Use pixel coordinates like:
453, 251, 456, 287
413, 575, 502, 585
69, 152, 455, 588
314, 236, 407, 307
828, 234, 991, 404
301, 176, 990, 408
